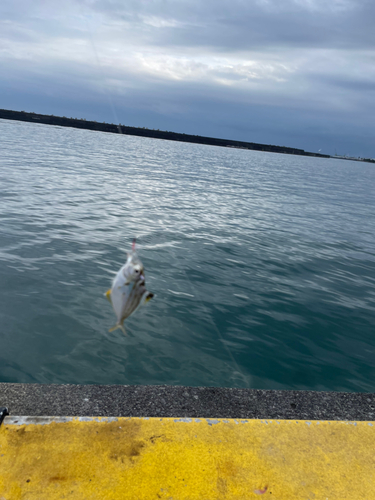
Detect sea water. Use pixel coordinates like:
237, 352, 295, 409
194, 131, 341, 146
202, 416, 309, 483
1, 118, 374, 391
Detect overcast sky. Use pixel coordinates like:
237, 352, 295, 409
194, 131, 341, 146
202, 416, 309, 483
1, 0, 374, 157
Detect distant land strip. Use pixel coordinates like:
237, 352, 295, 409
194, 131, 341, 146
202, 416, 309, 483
1, 108, 373, 162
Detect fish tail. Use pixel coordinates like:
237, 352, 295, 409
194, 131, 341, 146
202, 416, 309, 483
109, 323, 127, 336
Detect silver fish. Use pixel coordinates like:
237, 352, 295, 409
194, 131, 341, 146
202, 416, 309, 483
106, 240, 153, 335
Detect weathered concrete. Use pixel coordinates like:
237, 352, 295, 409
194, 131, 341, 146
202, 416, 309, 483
1, 383, 374, 420
1, 385, 375, 498
1, 416, 375, 499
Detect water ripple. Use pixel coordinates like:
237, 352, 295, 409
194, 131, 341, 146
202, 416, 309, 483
1, 118, 375, 391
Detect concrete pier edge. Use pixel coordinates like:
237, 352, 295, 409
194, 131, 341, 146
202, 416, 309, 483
2, 383, 375, 498
1, 382, 374, 420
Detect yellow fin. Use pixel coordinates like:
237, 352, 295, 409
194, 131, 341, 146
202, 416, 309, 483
105, 289, 112, 303
109, 323, 127, 336
145, 293, 154, 303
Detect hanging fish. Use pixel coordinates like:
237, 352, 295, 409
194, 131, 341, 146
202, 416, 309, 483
106, 239, 153, 335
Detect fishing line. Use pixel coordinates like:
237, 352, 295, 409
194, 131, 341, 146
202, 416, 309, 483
84, 14, 250, 388
183, 267, 250, 388
84, 16, 122, 131
166, 241, 251, 389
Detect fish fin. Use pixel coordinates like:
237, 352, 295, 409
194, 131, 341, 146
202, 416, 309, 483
137, 292, 154, 310
109, 323, 127, 336
105, 289, 112, 303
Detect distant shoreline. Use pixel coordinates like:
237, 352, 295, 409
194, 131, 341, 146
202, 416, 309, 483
1, 108, 373, 163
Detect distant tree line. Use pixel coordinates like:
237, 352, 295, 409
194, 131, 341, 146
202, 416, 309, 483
0, 108, 342, 160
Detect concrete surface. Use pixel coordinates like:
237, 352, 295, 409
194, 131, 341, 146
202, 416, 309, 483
1, 415, 374, 499
1, 383, 375, 420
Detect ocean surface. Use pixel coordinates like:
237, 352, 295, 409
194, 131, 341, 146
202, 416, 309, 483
1, 119, 374, 392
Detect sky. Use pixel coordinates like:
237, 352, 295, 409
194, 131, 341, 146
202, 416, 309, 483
1, 0, 374, 157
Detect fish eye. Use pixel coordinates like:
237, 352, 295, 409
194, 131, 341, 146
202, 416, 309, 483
135, 269, 139, 273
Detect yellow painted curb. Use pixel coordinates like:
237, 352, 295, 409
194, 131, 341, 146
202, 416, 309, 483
0, 416, 374, 499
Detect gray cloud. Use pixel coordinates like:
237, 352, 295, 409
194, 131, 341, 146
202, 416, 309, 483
0, 0, 374, 157
80, 0, 375, 50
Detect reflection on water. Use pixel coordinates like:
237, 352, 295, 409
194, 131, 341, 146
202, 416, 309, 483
1, 119, 375, 391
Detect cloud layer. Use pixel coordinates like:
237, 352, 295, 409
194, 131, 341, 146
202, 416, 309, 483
1, 0, 374, 156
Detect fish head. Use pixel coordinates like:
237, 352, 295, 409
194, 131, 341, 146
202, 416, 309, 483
132, 262, 145, 282
123, 251, 145, 283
